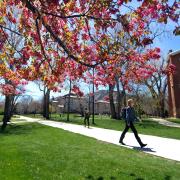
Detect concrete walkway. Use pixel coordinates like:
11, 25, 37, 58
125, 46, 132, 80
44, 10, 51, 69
151, 118, 180, 128
19, 116, 180, 162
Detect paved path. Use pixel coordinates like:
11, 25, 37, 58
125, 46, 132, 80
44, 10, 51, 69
19, 116, 180, 162
151, 118, 180, 128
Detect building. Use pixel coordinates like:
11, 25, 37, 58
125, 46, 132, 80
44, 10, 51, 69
53, 90, 121, 115
168, 50, 180, 118
54, 93, 88, 114
63, 93, 87, 114
95, 100, 111, 114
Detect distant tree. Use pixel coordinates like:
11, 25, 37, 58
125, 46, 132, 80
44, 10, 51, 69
18, 95, 33, 114
35, 81, 51, 119
143, 58, 170, 117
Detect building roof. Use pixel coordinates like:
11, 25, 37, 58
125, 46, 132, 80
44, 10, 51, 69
168, 50, 180, 57
95, 100, 117, 104
63, 93, 86, 99
63, 93, 77, 98
95, 100, 110, 103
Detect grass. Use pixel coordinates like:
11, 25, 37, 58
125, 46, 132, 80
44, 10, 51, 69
166, 118, 180, 124
25, 113, 180, 140
0, 115, 3, 121
0, 115, 21, 122
0, 122, 180, 180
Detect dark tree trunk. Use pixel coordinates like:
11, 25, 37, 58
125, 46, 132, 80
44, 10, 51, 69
67, 79, 72, 121
88, 94, 91, 114
1, 95, 14, 131
92, 67, 95, 124
159, 97, 165, 118
1, 65, 17, 130
43, 88, 50, 119
43, 89, 46, 118
45, 89, 50, 119
109, 84, 117, 119
115, 78, 122, 119
122, 86, 127, 107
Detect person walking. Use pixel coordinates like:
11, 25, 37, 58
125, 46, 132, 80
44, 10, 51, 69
84, 107, 90, 128
119, 99, 147, 148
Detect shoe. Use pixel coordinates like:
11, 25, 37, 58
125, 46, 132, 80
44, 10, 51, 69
119, 141, 126, 145
141, 144, 147, 148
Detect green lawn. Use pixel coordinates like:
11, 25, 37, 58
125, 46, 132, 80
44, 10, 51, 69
25, 113, 180, 140
0, 115, 20, 122
166, 118, 180, 124
0, 122, 180, 180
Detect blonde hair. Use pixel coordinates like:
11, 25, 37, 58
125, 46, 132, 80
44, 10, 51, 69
127, 99, 133, 106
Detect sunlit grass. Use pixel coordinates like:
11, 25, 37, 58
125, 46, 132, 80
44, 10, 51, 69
0, 123, 180, 180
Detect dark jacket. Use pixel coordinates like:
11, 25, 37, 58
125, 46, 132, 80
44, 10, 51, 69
84, 109, 90, 118
126, 106, 138, 123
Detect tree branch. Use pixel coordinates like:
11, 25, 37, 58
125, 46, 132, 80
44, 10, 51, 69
23, 0, 101, 68
0, 25, 23, 36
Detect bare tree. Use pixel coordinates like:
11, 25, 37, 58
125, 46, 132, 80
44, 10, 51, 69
35, 81, 51, 119
17, 95, 33, 114
143, 58, 168, 117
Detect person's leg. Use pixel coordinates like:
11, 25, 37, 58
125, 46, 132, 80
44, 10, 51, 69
84, 117, 87, 127
119, 123, 129, 144
87, 117, 90, 128
130, 122, 146, 147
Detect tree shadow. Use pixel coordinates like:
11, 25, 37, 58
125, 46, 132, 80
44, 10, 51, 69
0, 123, 40, 136
164, 175, 171, 180
85, 174, 146, 180
129, 172, 144, 180
129, 146, 156, 153
85, 175, 117, 180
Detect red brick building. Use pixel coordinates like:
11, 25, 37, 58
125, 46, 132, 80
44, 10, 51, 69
168, 50, 180, 118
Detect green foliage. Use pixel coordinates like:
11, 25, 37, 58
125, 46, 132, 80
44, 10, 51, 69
0, 123, 180, 180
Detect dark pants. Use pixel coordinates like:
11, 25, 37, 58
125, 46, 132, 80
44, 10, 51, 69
84, 117, 90, 127
120, 121, 143, 146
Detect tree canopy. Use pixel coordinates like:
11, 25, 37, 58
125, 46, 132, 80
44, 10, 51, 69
0, 0, 179, 95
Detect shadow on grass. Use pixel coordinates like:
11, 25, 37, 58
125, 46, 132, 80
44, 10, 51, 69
85, 175, 117, 180
0, 123, 41, 136
164, 175, 171, 180
132, 146, 156, 153
85, 173, 147, 180
120, 172, 145, 180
